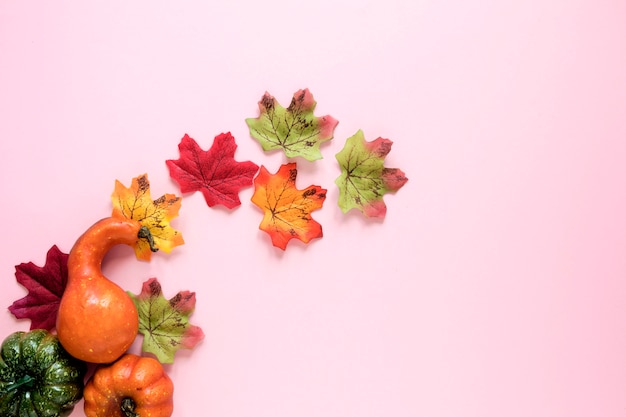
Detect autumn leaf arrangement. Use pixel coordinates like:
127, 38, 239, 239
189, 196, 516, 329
169, 88, 409, 249
4, 88, 407, 417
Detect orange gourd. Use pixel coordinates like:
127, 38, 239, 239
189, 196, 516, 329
56, 217, 157, 363
83, 353, 174, 417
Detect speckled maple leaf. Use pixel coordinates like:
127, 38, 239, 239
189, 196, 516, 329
251, 163, 326, 250
111, 173, 184, 260
8, 245, 68, 331
166, 133, 259, 209
335, 130, 408, 218
128, 278, 204, 364
245, 88, 338, 161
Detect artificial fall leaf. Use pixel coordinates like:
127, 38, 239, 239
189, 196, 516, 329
128, 278, 204, 364
245, 88, 339, 161
8, 245, 68, 331
166, 132, 259, 209
251, 163, 326, 250
335, 130, 408, 218
111, 173, 184, 260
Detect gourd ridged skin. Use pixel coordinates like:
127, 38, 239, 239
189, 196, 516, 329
83, 353, 174, 417
56, 217, 142, 364
0, 329, 86, 417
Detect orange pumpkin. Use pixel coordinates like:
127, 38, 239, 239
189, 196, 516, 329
56, 217, 157, 363
83, 353, 174, 417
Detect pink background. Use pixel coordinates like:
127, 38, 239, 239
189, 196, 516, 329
1, 1, 626, 416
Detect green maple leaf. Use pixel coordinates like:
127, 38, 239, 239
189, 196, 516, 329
128, 278, 204, 364
335, 130, 408, 218
245, 88, 339, 161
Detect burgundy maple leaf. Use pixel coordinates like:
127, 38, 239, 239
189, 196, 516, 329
166, 132, 259, 209
8, 245, 69, 331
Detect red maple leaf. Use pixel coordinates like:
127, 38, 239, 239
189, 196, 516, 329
166, 132, 259, 209
8, 245, 69, 331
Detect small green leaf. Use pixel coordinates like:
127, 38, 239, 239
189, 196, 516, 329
128, 278, 204, 364
245, 88, 338, 161
335, 130, 408, 218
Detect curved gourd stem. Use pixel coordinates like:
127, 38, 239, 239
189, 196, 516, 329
68, 217, 156, 283
138, 225, 158, 253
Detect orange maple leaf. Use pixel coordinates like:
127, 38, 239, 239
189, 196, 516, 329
111, 173, 184, 260
251, 163, 326, 250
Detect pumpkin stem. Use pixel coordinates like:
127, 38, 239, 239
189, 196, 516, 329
121, 397, 140, 417
137, 226, 159, 252
2, 374, 35, 394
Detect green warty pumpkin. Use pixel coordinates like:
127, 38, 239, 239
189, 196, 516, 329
0, 329, 86, 417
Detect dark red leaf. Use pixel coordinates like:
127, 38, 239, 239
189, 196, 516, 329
166, 132, 259, 209
8, 245, 69, 331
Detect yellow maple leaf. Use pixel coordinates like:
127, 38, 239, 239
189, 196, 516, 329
251, 163, 326, 250
111, 173, 184, 260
